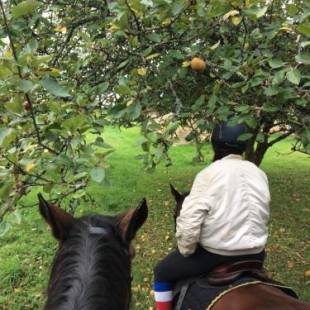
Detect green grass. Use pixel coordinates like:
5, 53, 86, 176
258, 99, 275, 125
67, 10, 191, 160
0, 127, 309, 309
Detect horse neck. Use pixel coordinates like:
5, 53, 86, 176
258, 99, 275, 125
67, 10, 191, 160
44, 233, 131, 310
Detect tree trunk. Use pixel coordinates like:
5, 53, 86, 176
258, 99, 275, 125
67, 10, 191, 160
254, 142, 269, 166
245, 142, 269, 166
192, 130, 204, 162
244, 126, 294, 166
244, 128, 270, 166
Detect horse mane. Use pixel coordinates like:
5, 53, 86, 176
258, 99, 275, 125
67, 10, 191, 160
44, 215, 131, 310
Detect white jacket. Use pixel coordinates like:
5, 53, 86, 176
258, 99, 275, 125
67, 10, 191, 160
176, 154, 270, 257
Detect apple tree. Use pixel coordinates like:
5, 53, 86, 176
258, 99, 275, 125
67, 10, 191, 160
0, 0, 309, 231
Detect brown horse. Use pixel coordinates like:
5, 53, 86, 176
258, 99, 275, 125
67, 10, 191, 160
38, 193, 148, 310
170, 185, 310, 310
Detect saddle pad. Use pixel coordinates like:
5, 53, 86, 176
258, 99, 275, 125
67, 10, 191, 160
173, 276, 298, 310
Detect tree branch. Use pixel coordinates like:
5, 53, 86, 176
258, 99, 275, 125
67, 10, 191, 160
0, 0, 59, 155
268, 130, 294, 147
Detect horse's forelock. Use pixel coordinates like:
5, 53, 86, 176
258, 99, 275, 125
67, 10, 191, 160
44, 215, 131, 310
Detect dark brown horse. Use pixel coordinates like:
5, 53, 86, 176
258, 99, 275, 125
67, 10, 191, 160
170, 185, 310, 310
38, 193, 148, 310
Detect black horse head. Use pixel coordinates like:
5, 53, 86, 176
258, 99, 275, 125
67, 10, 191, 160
169, 184, 189, 230
38, 193, 148, 310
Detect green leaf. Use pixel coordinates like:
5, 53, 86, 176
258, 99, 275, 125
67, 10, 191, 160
286, 69, 301, 85
250, 76, 264, 87
0, 65, 12, 78
18, 79, 33, 93
12, 210, 22, 225
168, 50, 184, 60
238, 133, 253, 141
97, 82, 109, 93
244, 116, 257, 129
0, 128, 15, 146
0, 221, 11, 237
117, 59, 129, 70
5, 99, 23, 114
63, 115, 86, 131
256, 133, 265, 143
268, 59, 285, 69
164, 122, 179, 135
235, 105, 250, 113
286, 4, 299, 16
244, 6, 268, 19
115, 85, 131, 96
192, 95, 205, 110
40, 77, 70, 97
262, 103, 279, 112
297, 24, 310, 37
27, 39, 39, 51
264, 86, 279, 96
73, 172, 88, 181
141, 0, 153, 6
147, 33, 161, 43
0, 181, 14, 200
272, 69, 287, 85
11, 0, 40, 19
207, 0, 229, 18
295, 53, 310, 65
172, 0, 186, 16
127, 103, 141, 120
90, 167, 105, 183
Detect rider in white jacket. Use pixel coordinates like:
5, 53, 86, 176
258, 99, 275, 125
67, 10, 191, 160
153, 123, 271, 310
176, 153, 270, 257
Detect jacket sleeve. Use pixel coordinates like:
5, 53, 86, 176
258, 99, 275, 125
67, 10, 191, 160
176, 170, 213, 257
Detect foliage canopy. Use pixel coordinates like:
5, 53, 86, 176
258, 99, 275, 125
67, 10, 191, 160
0, 0, 309, 230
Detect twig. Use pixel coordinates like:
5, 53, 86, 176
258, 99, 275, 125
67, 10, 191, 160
240, 18, 248, 63
15, 182, 88, 211
125, 0, 142, 34
167, 80, 182, 113
291, 146, 310, 155
51, 27, 75, 66
2, 155, 54, 184
51, 15, 102, 66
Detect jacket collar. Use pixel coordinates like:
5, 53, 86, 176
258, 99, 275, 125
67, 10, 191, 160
222, 154, 242, 160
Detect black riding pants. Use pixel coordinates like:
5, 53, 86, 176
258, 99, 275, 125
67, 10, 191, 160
154, 245, 265, 283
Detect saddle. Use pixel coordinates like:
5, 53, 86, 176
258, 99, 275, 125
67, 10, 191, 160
173, 259, 299, 310
207, 259, 271, 286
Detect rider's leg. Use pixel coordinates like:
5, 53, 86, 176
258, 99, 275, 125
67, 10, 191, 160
153, 281, 173, 310
153, 245, 219, 310
153, 245, 265, 310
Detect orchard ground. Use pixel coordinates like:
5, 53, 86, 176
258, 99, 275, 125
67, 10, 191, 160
0, 127, 309, 309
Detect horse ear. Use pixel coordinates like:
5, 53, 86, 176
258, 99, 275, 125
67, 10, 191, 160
170, 183, 182, 202
38, 193, 74, 240
118, 198, 148, 244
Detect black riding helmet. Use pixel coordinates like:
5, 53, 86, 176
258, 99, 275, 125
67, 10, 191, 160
211, 123, 248, 153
